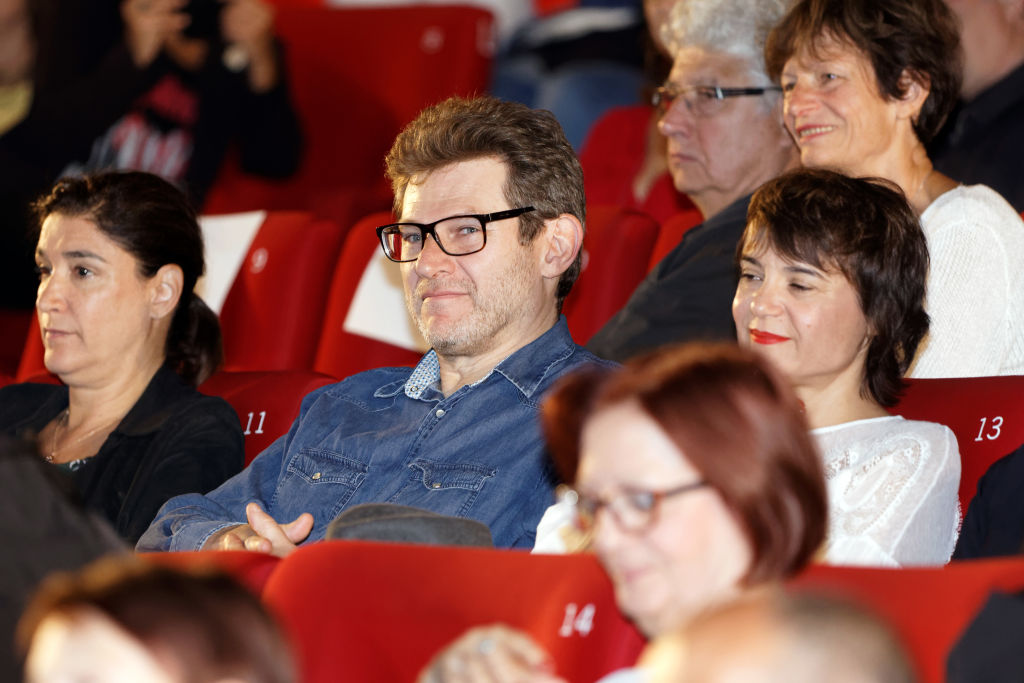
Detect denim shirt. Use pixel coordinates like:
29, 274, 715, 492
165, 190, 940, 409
138, 318, 613, 551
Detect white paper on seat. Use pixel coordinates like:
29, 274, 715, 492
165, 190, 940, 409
196, 211, 266, 315
344, 251, 430, 353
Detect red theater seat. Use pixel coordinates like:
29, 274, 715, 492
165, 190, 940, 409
218, 212, 346, 371
262, 541, 646, 683
790, 557, 1024, 683
313, 212, 422, 380
139, 550, 281, 595
563, 205, 660, 344
14, 312, 52, 383
202, 5, 495, 225
200, 370, 335, 466
891, 376, 1024, 512
579, 106, 696, 226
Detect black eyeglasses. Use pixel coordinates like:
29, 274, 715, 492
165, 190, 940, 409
376, 206, 535, 263
652, 84, 782, 118
559, 480, 709, 533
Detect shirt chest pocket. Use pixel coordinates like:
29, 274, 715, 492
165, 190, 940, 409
388, 458, 496, 518
274, 449, 369, 525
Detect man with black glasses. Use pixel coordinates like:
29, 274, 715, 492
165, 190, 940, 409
139, 96, 610, 554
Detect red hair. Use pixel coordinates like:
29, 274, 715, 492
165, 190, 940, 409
542, 343, 827, 584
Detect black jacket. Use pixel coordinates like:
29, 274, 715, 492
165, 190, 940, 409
0, 365, 244, 544
586, 194, 750, 362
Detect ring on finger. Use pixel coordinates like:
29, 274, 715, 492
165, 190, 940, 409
477, 637, 496, 655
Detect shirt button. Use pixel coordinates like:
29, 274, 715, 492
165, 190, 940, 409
435, 409, 446, 418
312, 472, 322, 480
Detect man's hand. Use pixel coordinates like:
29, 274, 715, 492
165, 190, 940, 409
417, 624, 566, 683
203, 502, 313, 557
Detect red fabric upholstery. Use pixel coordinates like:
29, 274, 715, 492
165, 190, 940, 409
200, 370, 335, 466
890, 376, 1024, 512
219, 212, 345, 372
579, 106, 696, 225
647, 207, 704, 271
15, 311, 45, 382
201, 5, 495, 226
790, 557, 1024, 683
563, 205, 660, 345
262, 541, 646, 683
313, 212, 422, 380
139, 551, 282, 595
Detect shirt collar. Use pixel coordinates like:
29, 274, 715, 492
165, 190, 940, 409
381, 317, 579, 401
404, 350, 441, 399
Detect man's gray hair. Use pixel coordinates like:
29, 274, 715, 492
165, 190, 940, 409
662, 0, 787, 84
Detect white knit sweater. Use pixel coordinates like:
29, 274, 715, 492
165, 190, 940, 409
909, 185, 1024, 378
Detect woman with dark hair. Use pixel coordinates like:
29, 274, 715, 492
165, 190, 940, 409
0, 170, 242, 544
19, 557, 295, 683
764, 0, 1024, 378
734, 168, 960, 567
419, 342, 828, 681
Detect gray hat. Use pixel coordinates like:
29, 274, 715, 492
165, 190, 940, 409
325, 503, 493, 547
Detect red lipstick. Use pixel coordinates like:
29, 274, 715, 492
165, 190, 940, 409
750, 329, 789, 345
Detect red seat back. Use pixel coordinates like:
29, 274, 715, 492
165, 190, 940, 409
201, 5, 495, 225
647, 207, 704, 271
790, 557, 1024, 683
218, 212, 346, 371
313, 212, 423, 380
262, 541, 646, 683
139, 550, 281, 595
891, 376, 1024, 511
15, 311, 46, 382
200, 370, 335, 465
563, 205, 660, 345
578, 105, 695, 226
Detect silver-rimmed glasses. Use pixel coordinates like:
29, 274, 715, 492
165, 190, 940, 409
376, 206, 536, 262
652, 84, 782, 118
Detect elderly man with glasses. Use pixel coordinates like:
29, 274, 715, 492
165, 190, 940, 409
139, 96, 611, 554
587, 0, 799, 363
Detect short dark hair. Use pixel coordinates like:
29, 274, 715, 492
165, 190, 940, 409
385, 96, 586, 310
542, 342, 827, 587
18, 558, 295, 683
740, 168, 930, 407
33, 171, 222, 386
764, 0, 962, 144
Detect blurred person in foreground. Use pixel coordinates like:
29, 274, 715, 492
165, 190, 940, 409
0, 171, 243, 544
419, 342, 827, 682
19, 557, 295, 683
643, 591, 916, 683
587, 0, 799, 363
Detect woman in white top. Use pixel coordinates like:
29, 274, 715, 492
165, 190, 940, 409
418, 344, 828, 682
765, 0, 1024, 378
734, 168, 960, 567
